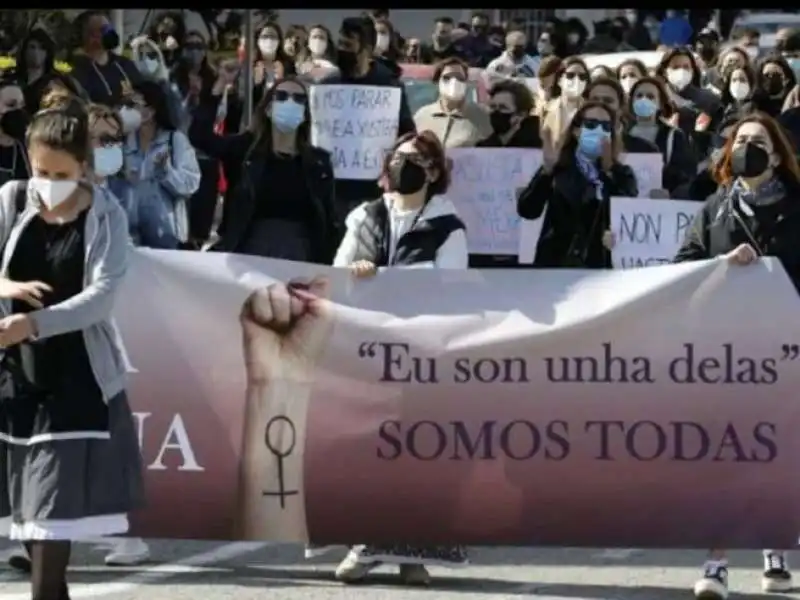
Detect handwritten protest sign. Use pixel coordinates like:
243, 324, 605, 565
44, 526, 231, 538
622, 153, 663, 198
448, 147, 542, 256
610, 197, 700, 269
309, 84, 401, 180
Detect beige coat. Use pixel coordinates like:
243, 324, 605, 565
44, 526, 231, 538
413, 100, 492, 148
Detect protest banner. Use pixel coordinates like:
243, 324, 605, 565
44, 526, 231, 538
623, 153, 664, 197
610, 197, 700, 268
118, 250, 800, 548
448, 147, 542, 256
309, 84, 401, 180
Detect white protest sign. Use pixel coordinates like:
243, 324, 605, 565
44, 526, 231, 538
448, 148, 542, 256
622, 153, 663, 198
610, 197, 701, 269
309, 84, 401, 180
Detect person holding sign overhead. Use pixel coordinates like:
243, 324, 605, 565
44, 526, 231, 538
316, 17, 415, 225
673, 113, 800, 600
517, 101, 638, 269
414, 57, 491, 149
188, 73, 337, 262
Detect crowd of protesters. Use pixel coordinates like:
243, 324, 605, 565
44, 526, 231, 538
0, 7, 796, 599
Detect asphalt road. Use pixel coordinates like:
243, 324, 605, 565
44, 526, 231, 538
0, 541, 794, 600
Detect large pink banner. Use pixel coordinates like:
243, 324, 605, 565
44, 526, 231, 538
117, 252, 800, 547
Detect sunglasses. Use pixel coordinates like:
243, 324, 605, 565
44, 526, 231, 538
184, 43, 206, 51
274, 90, 307, 104
393, 152, 432, 168
564, 71, 589, 82
580, 118, 612, 133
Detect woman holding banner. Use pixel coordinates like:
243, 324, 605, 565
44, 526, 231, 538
331, 130, 468, 584
674, 112, 800, 600
517, 101, 637, 269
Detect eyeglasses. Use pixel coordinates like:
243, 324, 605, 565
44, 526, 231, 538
580, 118, 612, 133
274, 90, 307, 104
563, 71, 589, 82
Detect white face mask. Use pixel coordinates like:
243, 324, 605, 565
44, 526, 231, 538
560, 76, 586, 98
666, 67, 692, 91
729, 81, 750, 101
745, 46, 759, 60
439, 78, 467, 101
258, 38, 279, 57
29, 177, 79, 210
308, 37, 327, 57
375, 33, 390, 53
567, 32, 580, 45
138, 58, 160, 76
118, 106, 142, 133
94, 144, 123, 178
620, 75, 638, 93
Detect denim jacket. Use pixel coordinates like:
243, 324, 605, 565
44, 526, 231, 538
120, 128, 201, 248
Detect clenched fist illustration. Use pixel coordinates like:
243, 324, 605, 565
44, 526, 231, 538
238, 276, 334, 541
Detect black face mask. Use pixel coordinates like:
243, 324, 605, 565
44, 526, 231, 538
490, 111, 514, 135
510, 46, 525, 59
337, 50, 359, 74
1, 109, 28, 140
697, 45, 716, 64
387, 157, 427, 195
101, 26, 120, 51
472, 25, 487, 37
764, 73, 785, 96
434, 34, 450, 47
731, 142, 770, 178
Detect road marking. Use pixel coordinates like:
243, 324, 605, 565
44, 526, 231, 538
0, 541, 269, 600
593, 548, 642, 560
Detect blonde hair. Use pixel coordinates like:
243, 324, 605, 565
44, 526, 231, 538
130, 35, 169, 81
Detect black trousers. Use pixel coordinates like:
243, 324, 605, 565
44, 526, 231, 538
188, 157, 221, 242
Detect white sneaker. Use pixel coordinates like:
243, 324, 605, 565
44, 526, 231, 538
694, 561, 729, 600
104, 537, 150, 566
762, 551, 793, 593
334, 548, 380, 583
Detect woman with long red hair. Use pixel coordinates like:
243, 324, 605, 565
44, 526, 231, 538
674, 111, 800, 599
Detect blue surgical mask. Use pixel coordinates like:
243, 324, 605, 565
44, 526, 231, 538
271, 100, 305, 133
632, 97, 658, 119
94, 144, 123, 177
577, 126, 609, 159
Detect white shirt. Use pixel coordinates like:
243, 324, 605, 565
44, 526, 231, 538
486, 53, 541, 81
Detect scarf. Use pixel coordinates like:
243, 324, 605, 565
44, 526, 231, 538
575, 151, 604, 200
726, 176, 785, 220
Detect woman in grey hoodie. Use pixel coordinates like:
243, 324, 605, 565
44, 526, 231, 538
0, 94, 143, 600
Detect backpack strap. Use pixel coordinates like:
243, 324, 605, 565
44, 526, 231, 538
14, 180, 26, 213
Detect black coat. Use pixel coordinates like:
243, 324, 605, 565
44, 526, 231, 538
674, 175, 800, 292
517, 159, 638, 269
188, 92, 338, 263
